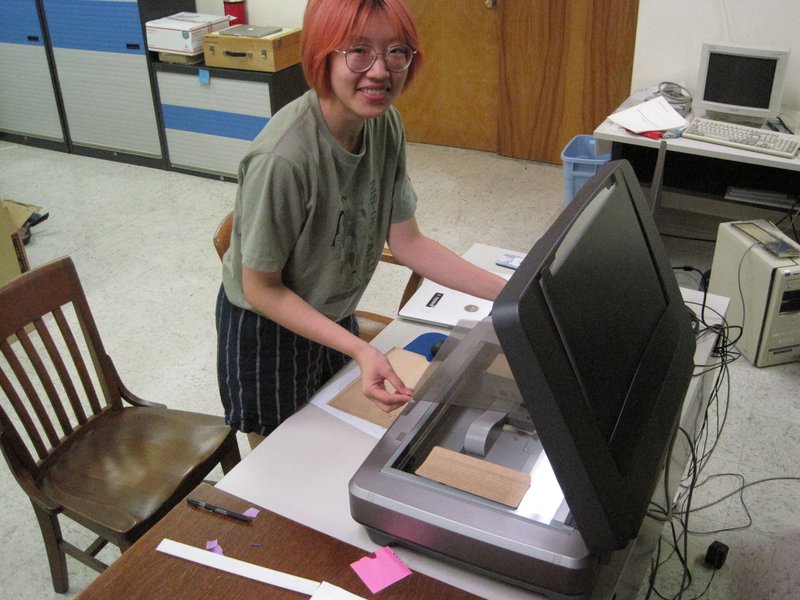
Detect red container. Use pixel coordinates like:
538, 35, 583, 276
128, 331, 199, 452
224, 0, 247, 26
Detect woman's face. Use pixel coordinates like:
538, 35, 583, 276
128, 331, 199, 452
323, 12, 409, 137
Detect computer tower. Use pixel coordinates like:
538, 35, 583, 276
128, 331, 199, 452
708, 220, 800, 367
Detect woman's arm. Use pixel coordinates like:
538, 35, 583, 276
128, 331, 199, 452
242, 266, 413, 412
387, 218, 507, 301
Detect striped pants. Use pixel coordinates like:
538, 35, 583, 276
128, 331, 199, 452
215, 285, 357, 437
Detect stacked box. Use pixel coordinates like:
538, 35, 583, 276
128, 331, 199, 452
146, 13, 231, 56
203, 28, 302, 72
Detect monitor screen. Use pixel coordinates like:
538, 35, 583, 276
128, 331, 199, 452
493, 160, 696, 552
696, 42, 789, 122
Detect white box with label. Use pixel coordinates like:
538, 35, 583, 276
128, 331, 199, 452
146, 12, 230, 55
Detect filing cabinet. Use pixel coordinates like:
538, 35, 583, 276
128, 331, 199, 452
153, 63, 307, 180
0, 0, 66, 149
41, 0, 166, 165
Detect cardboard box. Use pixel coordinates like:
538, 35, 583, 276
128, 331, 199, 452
0, 200, 35, 288
158, 51, 204, 65
146, 12, 231, 56
203, 28, 302, 72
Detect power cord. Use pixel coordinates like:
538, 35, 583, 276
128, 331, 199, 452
773, 197, 800, 242
657, 81, 693, 117
642, 276, 740, 599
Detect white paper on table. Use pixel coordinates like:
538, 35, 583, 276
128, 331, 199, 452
311, 581, 367, 599
607, 96, 687, 133
157, 538, 320, 595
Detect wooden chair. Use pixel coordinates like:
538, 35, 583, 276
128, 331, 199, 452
0, 257, 240, 592
213, 211, 422, 342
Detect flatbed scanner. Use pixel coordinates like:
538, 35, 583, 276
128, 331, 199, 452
349, 161, 697, 598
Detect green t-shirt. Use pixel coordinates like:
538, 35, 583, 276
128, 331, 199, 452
222, 90, 417, 321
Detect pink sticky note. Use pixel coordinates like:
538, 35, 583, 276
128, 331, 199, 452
243, 507, 260, 518
350, 546, 412, 593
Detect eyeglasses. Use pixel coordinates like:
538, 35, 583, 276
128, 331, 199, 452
334, 45, 416, 73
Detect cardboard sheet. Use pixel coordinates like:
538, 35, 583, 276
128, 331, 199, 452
327, 347, 429, 429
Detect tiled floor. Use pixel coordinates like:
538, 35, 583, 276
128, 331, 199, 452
0, 140, 798, 599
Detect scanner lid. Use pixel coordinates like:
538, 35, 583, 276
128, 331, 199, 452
491, 161, 696, 553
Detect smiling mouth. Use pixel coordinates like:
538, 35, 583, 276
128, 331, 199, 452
360, 87, 390, 98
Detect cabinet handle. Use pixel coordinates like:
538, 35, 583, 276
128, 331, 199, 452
27, 35, 40, 42
223, 50, 250, 58
485, 0, 496, 8
126, 43, 140, 50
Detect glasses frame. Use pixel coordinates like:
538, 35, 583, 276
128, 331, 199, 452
334, 45, 417, 74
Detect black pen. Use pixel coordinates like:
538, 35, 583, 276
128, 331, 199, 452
186, 498, 253, 523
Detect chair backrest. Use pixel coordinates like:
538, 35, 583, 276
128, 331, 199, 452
212, 211, 422, 312
0, 257, 118, 478
213, 211, 234, 261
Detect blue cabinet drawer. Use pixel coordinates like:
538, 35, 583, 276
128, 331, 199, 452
0, 0, 45, 45
156, 70, 272, 176
42, 0, 145, 54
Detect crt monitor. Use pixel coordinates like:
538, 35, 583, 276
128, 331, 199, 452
493, 160, 697, 551
695, 42, 789, 124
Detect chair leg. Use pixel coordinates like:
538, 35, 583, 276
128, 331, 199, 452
220, 436, 242, 474
32, 502, 69, 593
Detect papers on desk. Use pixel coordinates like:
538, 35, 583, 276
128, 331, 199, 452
157, 537, 415, 598
608, 96, 687, 133
398, 278, 493, 327
399, 271, 512, 328
157, 539, 366, 599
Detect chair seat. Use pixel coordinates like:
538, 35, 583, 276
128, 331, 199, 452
40, 407, 233, 535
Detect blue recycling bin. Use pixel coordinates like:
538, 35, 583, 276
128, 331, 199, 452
560, 135, 611, 205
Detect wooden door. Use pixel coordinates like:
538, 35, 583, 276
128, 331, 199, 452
394, 0, 500, 153
499, 0, 639, 164
396, 0, 639, 165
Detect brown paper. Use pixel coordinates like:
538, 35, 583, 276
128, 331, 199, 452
328, 347, 430, 429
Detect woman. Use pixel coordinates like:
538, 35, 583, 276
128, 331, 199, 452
217, 0, 506, 447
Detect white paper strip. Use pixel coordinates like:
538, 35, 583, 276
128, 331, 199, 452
311, 581, 366, 599
157, 538, 320, 596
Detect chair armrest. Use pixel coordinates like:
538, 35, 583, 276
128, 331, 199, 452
118, 380, 166, 409
379, 247, 423, 311
380, 246, 401, 265
101, 354, 167, 409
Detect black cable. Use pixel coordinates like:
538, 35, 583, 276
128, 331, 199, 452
642, 304, 736, 599
663, 232, 717, 244
773, 197, 799, 242
674, 428, 699, 599
678, 474, 800, 535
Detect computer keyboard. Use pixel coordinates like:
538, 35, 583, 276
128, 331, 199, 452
683, 117, 799, 159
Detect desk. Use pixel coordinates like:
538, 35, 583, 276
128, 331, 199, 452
78, 482, 479, 599
593, 91, 800, 208
216, 244, 730, 600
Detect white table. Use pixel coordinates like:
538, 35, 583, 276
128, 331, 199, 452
217, 245, 729, 600
593, 89, 800, 172
593, 90, 800, 216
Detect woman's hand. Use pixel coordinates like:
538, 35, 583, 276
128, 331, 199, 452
354, 345, 414, 412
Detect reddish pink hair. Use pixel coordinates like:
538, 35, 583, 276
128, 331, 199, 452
301, 0, 424, 98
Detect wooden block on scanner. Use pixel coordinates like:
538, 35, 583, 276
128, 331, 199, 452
415, 446, 531, 508
328, 347, 429, 429
203, 28, 301, 72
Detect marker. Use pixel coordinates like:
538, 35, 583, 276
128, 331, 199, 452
186, 498, 253, 523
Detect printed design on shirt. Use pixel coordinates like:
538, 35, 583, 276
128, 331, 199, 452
326, 180, 381, 305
